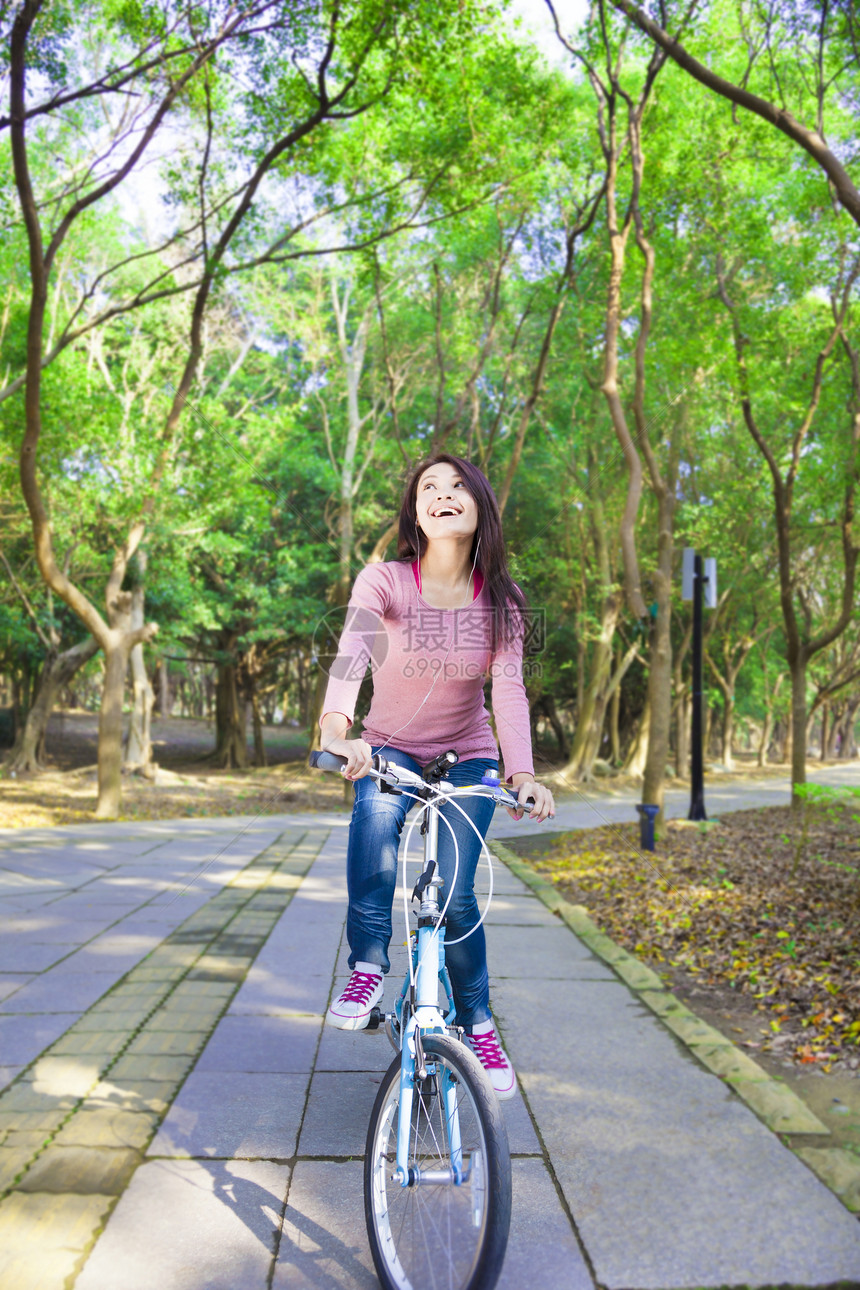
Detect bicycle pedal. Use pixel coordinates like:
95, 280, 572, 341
365, 1006, 383, 1030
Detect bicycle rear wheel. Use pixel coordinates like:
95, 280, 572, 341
364, 1033, 511, 1290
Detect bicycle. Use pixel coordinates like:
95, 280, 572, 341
310, 746, 535, 1290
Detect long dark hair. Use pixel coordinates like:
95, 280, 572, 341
396, 453, 527, 654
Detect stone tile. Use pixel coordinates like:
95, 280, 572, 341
0, 1191, 113, 1279
89, 1079, 178, 1116
274, 1160, 376, 1289
608, 955, 666, 992
23, 1054, 111, 1098
298, 1072, 385, 1157
141, 1007, 224, 1032
226, 914, 280, 934
261, 925, 345, 977
0, 1107, 71, 1134
75, 1158, 289, 1290
486, 923, 602, 978
649, 1002, 731, 1047
121, 964, 187, 983
0, 1080, 79, 1114
314, 1025, 397, 1074
0, 1144, 36, 1191
169, 981, 236, 1001
186, 955, 253, 981
70, 1009, 149, 1033
124, 1030, 209, 1058
54, 1107, 160, 1151
44, 895, 140, 913
140, 947, 200, 968
0, 975, 35, 1001
149, 1071, 308, 1160
500, 1090, 542, 1155
0, 1123, 48, 1145
194, 1015, 322, 1074
730, 1079, 829, 1134
796, 1147, 860, 1212
0, 971, 119, 1014
499, 1158, 593, 1288
2, 919, 111, 944
0, 942, 70, 973
18, 1143, 141, 1195
88, 980, 164, 1001
0, 1246, 85, 1289
483, 894, 563, 927
693, 1042, 774, 1083
50, 1030, 125, 1057
109, 1054, 198, 1083
228, 970, 332, 1018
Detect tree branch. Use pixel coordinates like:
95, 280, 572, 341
609, 0, 860, 227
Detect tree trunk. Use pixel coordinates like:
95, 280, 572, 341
642, 492, 674, 818
758, 710, 774, 767
838, 698, 860, 757
675, 689, 689, 778
533, 694, 569, 760
93, 590, 138, 820
563, 594, 621, 780
623, 701, 650, 777
789, 657, 808, 804
781, 718, 792, 765
4, 636, 99, 772
251, 688, 267, 767
721, 697, 735, 770
96, 636, 132, 819
609, 676, 622, 765
124, 587, 156, 776
156, 659, 170, 716
643, 601, 671, 813
820, 701, 829, 761
215, 661, 248, 769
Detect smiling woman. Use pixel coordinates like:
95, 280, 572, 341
317, 453, 555, 1099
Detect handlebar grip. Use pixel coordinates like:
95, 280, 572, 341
309, 750, 348, 773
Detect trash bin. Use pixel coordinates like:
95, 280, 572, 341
636, 804, 660, 851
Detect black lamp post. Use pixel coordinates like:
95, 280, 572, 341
682, 549, 716, 822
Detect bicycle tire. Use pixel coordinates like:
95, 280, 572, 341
364, 1033, 512, 1290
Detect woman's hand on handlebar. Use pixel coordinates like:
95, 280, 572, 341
322, 735, 375, 781
507, 773, 555, 823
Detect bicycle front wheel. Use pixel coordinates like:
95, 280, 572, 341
364, 1033, 511, 1290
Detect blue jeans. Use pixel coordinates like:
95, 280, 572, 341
346, 746, 498, 1028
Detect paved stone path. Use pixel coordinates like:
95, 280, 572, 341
1, 809, 859, 1289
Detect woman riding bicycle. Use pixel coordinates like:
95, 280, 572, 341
319, 453, 554, 1100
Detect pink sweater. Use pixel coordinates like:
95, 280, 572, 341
320, 559, 534, 781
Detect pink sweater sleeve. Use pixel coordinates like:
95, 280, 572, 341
489, 604, 535, 783
319, 564, 390, 729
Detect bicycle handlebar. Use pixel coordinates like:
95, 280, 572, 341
308, 748, 534, 811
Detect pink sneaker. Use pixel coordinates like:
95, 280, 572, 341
327, 966, 384, 1031
464, 1020, 517, 1100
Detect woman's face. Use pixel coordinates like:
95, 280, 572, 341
415, 462, 479, 544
